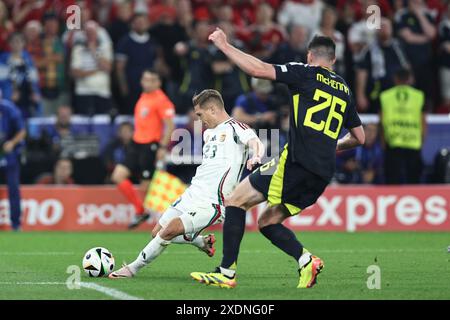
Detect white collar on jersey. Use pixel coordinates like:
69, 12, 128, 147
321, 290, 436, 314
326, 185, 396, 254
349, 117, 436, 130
129, 31, 150, 43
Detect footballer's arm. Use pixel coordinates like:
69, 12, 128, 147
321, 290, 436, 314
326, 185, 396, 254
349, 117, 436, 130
157, 117, 175, 162
209, 28, 276, 80
3, 129, 26, 153
336, 125, 365, 151
246, 137, 265, 170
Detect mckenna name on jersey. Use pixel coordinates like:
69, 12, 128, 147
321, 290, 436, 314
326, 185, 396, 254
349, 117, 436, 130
274, 62, 362, 182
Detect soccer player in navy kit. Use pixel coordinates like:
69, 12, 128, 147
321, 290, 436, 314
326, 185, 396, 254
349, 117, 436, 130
191, 31, 365, 288
0, 98, 26, 231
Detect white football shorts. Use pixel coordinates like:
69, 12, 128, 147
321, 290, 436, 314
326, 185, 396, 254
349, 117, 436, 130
157, 187, 224, 239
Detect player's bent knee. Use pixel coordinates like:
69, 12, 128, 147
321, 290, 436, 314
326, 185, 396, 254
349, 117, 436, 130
257, 216, 272, 229
159, 218, 185, 241
225, 177, 265, 210
224, 195, 246, 209
225, 191, 253, 210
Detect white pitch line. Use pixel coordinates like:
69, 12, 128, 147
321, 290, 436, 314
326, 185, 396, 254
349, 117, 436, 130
0, 248, 445, 255
0, 281, 143, 300
78, 282, 143, 300
0, 282, 65, 285
0, 252, 76, 255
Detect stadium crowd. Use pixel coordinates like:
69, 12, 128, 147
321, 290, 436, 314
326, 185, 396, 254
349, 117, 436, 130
0, 0, 449, 187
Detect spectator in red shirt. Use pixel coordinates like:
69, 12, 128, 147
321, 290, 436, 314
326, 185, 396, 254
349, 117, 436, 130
238, 2, 285, 59
230, 0, 257, 27
35, 158, 75, 185
12, 0, 52, 30
0, 0, 14, 53
148, 0, 178, 26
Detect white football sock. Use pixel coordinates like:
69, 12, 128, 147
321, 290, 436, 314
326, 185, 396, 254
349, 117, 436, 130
128, 234, 171, 274
298, 251, 312, 269
219, 267, 236, 278
171, 235, 204, 248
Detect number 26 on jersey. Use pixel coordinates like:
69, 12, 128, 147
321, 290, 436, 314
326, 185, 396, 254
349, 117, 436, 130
299, 89, 347, 140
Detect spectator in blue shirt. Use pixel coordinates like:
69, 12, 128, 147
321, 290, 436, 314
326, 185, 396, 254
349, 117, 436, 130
43, 105, 87, 157
0, 32, 42, 118
355, 123, 384, 184
335, 148, 361, 184
232, 77, 277, 130
0, 98, 26, 231
335, 123, 383, 184
103, 121, 133, 182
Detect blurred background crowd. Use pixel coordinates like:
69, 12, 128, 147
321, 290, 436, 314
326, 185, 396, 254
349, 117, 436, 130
0, 0, 449, 186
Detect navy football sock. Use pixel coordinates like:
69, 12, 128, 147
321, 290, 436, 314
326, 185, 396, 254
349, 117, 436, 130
260, 224, 303, 261
220, 206, 246, 269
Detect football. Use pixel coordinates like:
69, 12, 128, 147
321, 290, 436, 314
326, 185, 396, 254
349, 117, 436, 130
82, 247, 115, 277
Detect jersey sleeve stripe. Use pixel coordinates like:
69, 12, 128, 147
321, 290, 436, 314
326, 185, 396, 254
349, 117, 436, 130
227, 118, 250, 130
237, 121, 250, 129
233, 119, 250, 130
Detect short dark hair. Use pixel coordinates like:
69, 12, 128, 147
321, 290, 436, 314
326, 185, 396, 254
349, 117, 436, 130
192, 89, 224, 109
308, 35, 336, 61
43, 11, 58, 22
394, 68, 412, 83
131, 12, 148, 22
119, 121, 133, 129
142, 68, 160, 78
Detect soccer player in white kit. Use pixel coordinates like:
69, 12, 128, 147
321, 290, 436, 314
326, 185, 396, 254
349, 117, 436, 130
109, 89, 265, 278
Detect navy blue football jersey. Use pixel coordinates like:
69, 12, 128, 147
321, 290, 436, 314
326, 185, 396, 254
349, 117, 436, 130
274, 62, 362, 181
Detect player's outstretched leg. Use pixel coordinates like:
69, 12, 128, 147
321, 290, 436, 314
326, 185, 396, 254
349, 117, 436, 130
167, 234, 216, 257
155, 209, 216, 257
109, 218, 184, 279
258, 205, 324, 288
190, 177, 265, 288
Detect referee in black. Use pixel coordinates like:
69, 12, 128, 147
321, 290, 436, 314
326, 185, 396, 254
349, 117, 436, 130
191, 29, 365, 289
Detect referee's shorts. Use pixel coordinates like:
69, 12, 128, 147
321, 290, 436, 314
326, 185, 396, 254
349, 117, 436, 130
249, 145, 328, 215
121, 141, 159, 180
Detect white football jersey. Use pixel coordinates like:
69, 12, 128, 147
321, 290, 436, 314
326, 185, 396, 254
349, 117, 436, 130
187, 118, 257, 205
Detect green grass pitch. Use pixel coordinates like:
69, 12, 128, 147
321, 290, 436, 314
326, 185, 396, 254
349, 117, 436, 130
0, 231, 449, 300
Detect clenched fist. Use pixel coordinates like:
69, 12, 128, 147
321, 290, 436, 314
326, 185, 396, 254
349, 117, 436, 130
208, 27, 229, 51
246, 156, 262, 171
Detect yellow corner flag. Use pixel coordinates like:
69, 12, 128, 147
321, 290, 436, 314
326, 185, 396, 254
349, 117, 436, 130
144, 170, 187, 214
